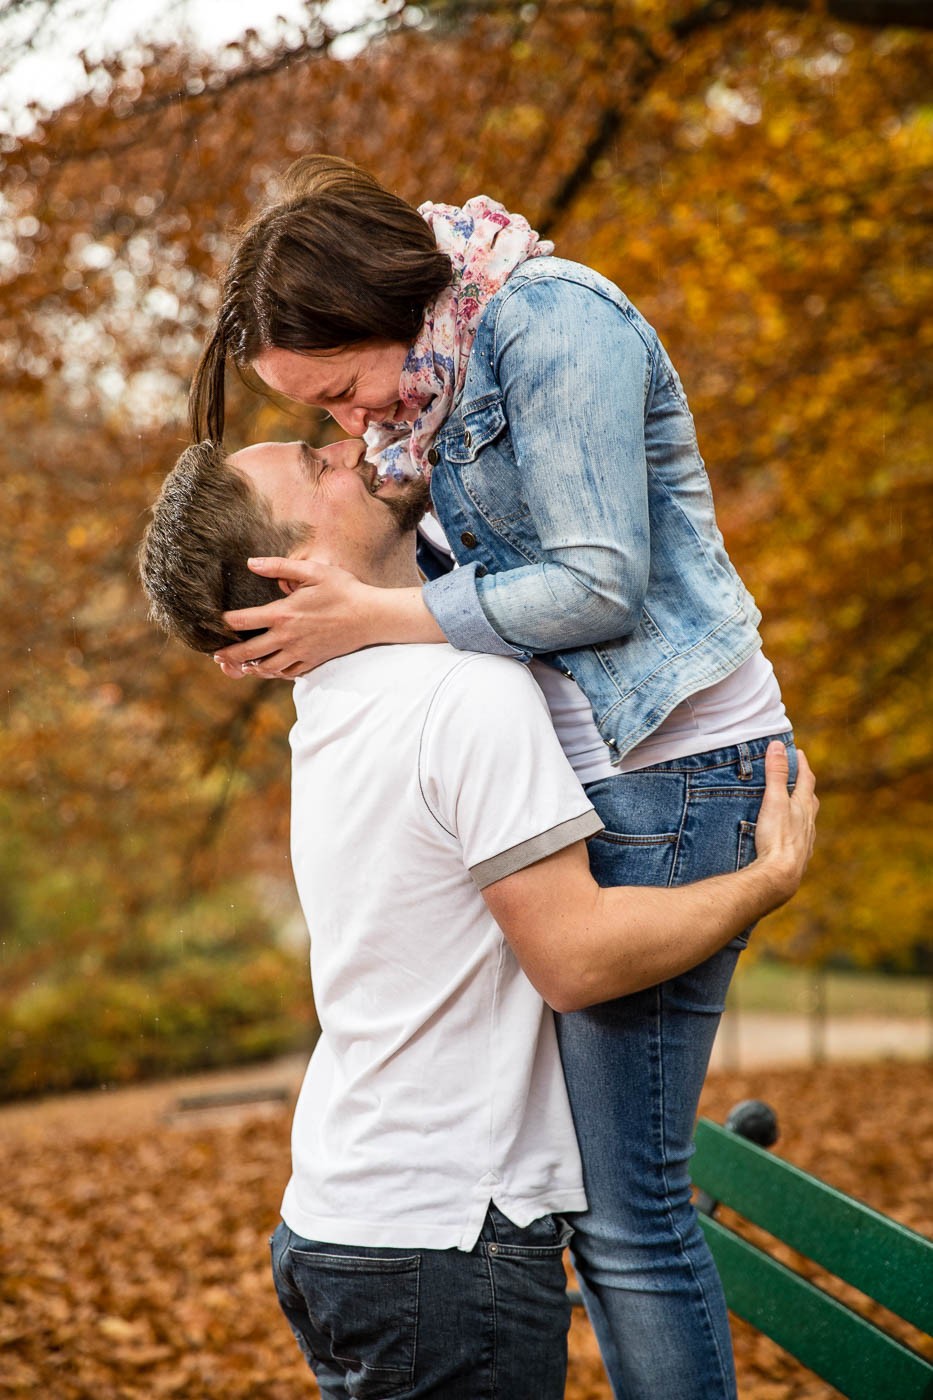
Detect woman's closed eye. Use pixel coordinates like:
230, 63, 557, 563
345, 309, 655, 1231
324, 383, 355, 405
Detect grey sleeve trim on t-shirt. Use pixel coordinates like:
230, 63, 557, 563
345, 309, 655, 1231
469, 809, 605, 890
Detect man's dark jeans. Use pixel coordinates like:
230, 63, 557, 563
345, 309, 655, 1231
270, 1205, 572, 1398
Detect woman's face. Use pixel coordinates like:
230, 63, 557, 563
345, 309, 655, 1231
252, 341, 415, 437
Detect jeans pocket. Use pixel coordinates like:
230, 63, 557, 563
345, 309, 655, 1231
586, 830, 678, 888
486, 1211, 573, 1260
583, 774, 681, 888
282, 1247, 420, 1397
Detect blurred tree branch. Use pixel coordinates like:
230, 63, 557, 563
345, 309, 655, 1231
0, 0, 928, 967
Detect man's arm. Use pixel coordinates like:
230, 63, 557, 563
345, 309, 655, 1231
482, 742, 817, 1013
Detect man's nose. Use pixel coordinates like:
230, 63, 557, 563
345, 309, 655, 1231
332, 438, 367, 470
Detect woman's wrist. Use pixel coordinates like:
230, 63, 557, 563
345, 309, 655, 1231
363, 583, 447, 647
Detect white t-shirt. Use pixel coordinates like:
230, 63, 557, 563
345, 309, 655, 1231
282, 644, 599, 1252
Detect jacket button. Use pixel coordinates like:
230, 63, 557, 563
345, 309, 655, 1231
463, 431, 472, 449
427, 448, 440, 466
460, 531, 478, 549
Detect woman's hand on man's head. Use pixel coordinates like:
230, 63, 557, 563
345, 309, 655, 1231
213, 557, 374, 680
212, 555, 447, 680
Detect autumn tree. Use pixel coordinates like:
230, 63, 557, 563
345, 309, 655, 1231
0, 0, 930, 1090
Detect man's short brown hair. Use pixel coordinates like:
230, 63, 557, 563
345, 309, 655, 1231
139, 440, 311, 653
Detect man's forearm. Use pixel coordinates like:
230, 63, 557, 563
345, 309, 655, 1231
484, 842, 793, 1014
482, 741, 817, 1013
560, 860, 787, 1012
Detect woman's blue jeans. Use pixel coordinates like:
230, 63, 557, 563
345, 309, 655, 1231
557, 734, 795, 1400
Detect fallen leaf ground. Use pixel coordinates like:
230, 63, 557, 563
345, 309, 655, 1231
1, 1061, 929, 1398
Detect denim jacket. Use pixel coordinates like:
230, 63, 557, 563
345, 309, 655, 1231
420, 257, 762, 760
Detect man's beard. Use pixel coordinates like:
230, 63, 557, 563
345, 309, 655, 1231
380, 476, 433, 535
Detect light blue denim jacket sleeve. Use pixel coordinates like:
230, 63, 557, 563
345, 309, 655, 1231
423, 277, 652, 659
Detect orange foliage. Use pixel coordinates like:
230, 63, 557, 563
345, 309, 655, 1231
0, 1059, 929, 1397
0, 0, 930, 1033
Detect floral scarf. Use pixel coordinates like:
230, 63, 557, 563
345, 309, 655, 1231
364, 197, 554, 482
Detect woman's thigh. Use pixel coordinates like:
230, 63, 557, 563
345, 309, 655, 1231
585, 734, 796, 966
558, 737, 796, 1222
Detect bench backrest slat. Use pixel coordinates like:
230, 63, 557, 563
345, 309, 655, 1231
693, 1118, 933, 1334
699, 1214, 933, 1400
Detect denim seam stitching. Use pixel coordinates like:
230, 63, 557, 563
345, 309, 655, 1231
656, 982, 736, 1395
410, 1255, 422, 1390
668, 780, 744, 1390
482, 1243, 498, 1400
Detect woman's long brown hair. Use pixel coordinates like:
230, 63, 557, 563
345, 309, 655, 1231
188, 156, 452, 443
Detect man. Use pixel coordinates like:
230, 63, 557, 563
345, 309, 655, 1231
139, 437, 817, 1400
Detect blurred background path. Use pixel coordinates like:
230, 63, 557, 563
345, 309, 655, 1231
709, 1009, 930, 1069
2, 1013, 928, 1142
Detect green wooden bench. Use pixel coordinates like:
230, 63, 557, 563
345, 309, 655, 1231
692, 1100, 933, 1399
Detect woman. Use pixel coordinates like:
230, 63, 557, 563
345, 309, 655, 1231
190, 155, 794, 1400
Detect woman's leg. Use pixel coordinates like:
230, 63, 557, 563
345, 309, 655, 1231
557, 736, 794, 1400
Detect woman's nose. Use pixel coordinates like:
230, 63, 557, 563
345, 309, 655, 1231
332, 405, 368, 435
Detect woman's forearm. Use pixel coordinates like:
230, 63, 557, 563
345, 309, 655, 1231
364, 585, 447, 646
427, 278, 653, 657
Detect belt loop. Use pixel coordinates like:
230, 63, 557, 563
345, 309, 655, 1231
738, 742, 752, 780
